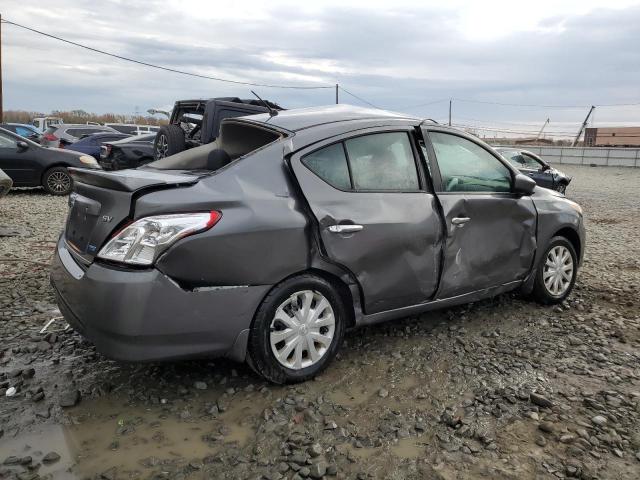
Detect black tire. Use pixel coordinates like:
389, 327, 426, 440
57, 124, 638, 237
154, 125, 186, 160
556, 183, 567, 194
531, 236, 578, 305
247, 274, 347, 384
42, 166, 73, 195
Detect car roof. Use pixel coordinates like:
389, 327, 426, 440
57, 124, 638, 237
243, 104, 420, 132
2, 123, 37, 128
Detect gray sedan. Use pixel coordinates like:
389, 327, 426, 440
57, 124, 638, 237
50, 106, 585, 383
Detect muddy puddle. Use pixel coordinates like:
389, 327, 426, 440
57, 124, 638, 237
0, 393, 263, 478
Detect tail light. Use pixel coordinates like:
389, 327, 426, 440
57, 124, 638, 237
43, 133, 57, 142
97, 211, 222, 265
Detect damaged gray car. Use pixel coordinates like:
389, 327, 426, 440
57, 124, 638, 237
50, 105, 585, 384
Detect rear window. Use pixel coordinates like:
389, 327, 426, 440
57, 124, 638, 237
148, 121, 281, 171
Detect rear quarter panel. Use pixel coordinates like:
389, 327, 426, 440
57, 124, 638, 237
142, 142, 310, 287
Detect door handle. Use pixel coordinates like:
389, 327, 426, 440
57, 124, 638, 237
328, 224, 364, 234
451, 217, 471, 226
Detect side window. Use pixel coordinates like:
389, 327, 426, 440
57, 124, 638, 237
302, 143, 351, 190
0, 132, 18, 148
345, 132, 420, 191
429, 132, 512, 193
522, 153, 542, 169
66, 129, 85, 138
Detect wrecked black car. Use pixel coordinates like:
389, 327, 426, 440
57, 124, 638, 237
100, 134, 155, 170
495, 147, 572, 194
153, 97, 283, 159
51, 105, 585, 384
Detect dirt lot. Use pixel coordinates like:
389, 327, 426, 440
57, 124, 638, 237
1, 165, 639, 480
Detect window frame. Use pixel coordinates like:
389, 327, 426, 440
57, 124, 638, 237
299, 127, 430, 194
423, 128, 518, 195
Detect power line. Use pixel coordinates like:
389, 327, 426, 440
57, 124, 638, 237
399, 98, 450, 110
338, 87, 380, 109
453, 98, 589, 109
454, 97, 640, 109
0, 18, 333, 90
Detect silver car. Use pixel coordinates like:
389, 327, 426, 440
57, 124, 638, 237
41, 124, 118, 148
50, 105, 585, 384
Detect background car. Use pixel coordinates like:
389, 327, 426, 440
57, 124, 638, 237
0, 127, 100, 195
0, 167, 12, 198
100, 133, 155, 170
495, 147, 572, 193
64, 132, 131, 159
0, 123, 43, 142
104, 123, 161, 135
41, 124, 118, 148
32, 116, 63, 132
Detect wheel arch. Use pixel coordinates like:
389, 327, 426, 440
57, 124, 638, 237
553, 226, 581, 261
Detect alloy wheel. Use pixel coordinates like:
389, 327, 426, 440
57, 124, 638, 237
46, 171, 71, 194
156, 134, 169, 159
269, 290, 335, 370
543, 245, 574, 296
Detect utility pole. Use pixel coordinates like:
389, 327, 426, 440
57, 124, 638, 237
536, 118, 550, 140
0, 13, 3, 124
572, 106, 595, 147
448, 99, 452, 126
335, 84, 339, 104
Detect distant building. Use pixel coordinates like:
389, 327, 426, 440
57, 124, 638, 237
584, 127, 640, 147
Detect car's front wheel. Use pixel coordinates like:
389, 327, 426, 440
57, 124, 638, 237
556, 182, 568, 194
43, 166, 73, 195
531, 236, 578, 304
248, 274, 346, 384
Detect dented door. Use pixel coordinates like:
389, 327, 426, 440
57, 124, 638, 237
289, 128, 443, 314
435, 195, 537, 298
423, 129, 537, 299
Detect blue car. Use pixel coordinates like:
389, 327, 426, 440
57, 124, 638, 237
64, 132, 131, 159
0, 123, 42, 142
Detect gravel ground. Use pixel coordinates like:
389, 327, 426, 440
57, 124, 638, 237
0, 165, 639, 480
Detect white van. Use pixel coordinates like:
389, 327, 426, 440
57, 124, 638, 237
32, 117, 64, 132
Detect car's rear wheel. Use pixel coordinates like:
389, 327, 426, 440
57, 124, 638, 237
531, 236, 577, 304
248, 274, 346, 384
557, 182, 567, 194
43, 166, 72, 195
154, 125, 186, 160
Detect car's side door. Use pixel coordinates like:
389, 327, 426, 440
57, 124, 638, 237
521, 152, 554, 189
422, 129, 537, 299
0, 131, 38, 185
290, 127, 444, 314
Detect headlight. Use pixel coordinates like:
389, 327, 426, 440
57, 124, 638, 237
79, 155, 99, 167
97, 211, 221, 265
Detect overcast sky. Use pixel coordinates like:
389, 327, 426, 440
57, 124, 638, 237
2, 0, 640, 137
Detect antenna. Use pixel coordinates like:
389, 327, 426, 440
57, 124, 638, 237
251, 90, 278, 117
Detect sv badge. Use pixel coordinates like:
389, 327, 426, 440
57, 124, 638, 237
102, 215, 113, 223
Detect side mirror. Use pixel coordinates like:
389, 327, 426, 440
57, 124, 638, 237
513, 173, 536, 195
541, 164, 550, 171
17, 141, 29, 151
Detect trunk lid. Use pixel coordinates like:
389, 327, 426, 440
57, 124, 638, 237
65, 168, 200, 264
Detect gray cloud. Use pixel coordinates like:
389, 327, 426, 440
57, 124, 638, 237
2, 1, 639, 134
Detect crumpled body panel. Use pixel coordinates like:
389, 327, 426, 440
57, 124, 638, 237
436, 194, 537, 299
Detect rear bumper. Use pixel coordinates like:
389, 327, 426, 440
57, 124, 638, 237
50, 237, 270, 362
